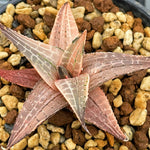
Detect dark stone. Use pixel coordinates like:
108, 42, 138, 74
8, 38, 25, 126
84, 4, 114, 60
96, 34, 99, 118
4, 124, 14, 134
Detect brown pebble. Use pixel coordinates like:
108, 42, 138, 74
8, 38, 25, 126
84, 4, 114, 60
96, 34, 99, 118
4, 48, 12, 56
74, 0, 94, 13
93, 0, 113, 12
51, 145, 60, 150
76, 18, 91, 32
133, 18, 144, 33
0, 62, 13, 70
72, 129, 86, 146
48, 109, 74, 126
87, 125, 98, 136
106, 93, 115, 106
17, 14, 35, 29
106, 132, 114, 147
120, 116, 129, 126
134, 131, 148, 150
120, 102, 133, 116
10, 84, 25, 100
4, 109, 18, 124
90, 16, 104, 33
137, 116, 150, 133
110, 5, 119, 13
113, 108, 120, 121
147, 100, 150, 115
43, 11, 55, 30
14, 25, 25, 33
101, 36, 120, 51
85, 41, 93, 53
65, 124, 72, 139
122, 141, 136, 150
86, 30, 95, 41
32, 5, 42, 11
27, 0, 41, 5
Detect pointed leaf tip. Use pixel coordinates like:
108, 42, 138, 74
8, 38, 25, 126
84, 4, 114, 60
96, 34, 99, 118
60, 30, 87, 77
55, 73, 90, 133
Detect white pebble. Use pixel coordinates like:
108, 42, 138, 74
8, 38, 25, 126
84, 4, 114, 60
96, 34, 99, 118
71, 120, 81, 129
51, 132, 60, 145
72, 7, 85, 19
123, 30, 133, 46
0, 85, 10, 97
92, 32, 102, 49
140, 76, 150, 91
47, 124, 64, 134
0, 106, 7, 117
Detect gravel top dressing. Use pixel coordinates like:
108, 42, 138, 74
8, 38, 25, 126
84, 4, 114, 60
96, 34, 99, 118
0, 0, 150, 150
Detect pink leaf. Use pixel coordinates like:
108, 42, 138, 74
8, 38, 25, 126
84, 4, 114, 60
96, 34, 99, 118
83, 52, 150, 91
0, 69, 40, 88
7, 80, 67, 149
49, 2, 79, 50
85, 87, 128, 141
60, 30, 87, 77
55, 73, 90, 134
0, 23, 63, 90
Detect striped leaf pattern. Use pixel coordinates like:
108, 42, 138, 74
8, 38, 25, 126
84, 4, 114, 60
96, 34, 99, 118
55, 73, 90, 133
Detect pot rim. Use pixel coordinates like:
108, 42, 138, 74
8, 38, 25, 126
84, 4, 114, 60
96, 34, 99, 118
0, 0, 150, 26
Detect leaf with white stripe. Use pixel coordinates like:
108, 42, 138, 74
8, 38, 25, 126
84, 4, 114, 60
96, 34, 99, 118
55, 73, 90, 133
85, 87, 128, 141
60, 30, 87, 77
49, 2, 79, 50
7, 80, 67, 149
83, 52, 150, 91
0, 23, 63, 89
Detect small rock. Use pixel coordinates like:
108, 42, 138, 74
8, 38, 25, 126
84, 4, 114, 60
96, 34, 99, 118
0, 52, 8, 60
84, 140, 97, 150
43, 11, 55, 30
8, 54, 21, 66
10, 138, 27, 150
120, 102, 133, 116
23, 28, 34, 39
85, 133, 92, 140
134, 131, 148, 150
15, 7, 32, 15
17, 14, 35, 28
38, 125, 50, 149
116, 12, 126, 23
113, 95, 123, 108
74, 0, 94, 13
33, 22, 47, 41
102, 36, 120, 51
28, 133, 39, 148
17, 102, 24, 112
123, 30, 133, 46
59, 135, 65, 143
102, 12, 117, 22
144, 27, 150, 37
47, 124, 65, 134
51, 132, 60, 145
57, 0, 73, 10
106, 132, 114, 147
115, 29, 125, 39
76, 18, 91, 32
92, 32, 102, 49
93, 0, 113, 12
102, 28, 114, 40
85, 9, 101, 21
87, 125, 98, 136
4, 109, 18, 124
119, 145, 129, 150
12, 20, 20, 28
48, 109, 74, 126
109, 78, 122, 96
65, 138, 76, 150
0, 13, 13, 28
0, 31, 11, 47
72, 7, 85, 19
2, 95, 18, 111
9, 43, 18, 53
0, 106, 7, 117
6, 4, 15, 16
72, 129, 86, 146
110, 20, 121, 30
0, 126, 9, 142
4, 124, 14, 134
90, 16, 104, 33
43, 24, 50, 34
94, 139, 107, 148
140, 76, 150, 91
65, 124, 72, 138
94, 130, 105, 139
10, 84, 25, 100
34, 146, 44, 150
86, 30, 95, 41
130, 108, 147, 126
122, 125, 135, 141
71, 120, 81, 129
45, 7, 58, 16
30, 11, 39, 19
